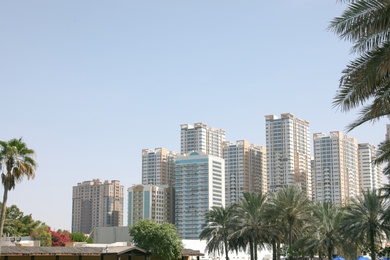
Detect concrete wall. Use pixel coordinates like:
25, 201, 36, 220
93, 226, 132, 244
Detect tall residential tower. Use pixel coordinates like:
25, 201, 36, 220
72, 179, 124, 234
180, 122, 226, 157
127, 184, 171, 226
313, 132, 359, 204
358, 143, 383, 191
174, 151, 225, 239
142, 148, 178, 186
265, 113, 312, 197
223, 140, 267, 206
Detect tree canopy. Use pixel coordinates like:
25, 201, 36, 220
129, 219, 183, 260
0, 203, 43, 237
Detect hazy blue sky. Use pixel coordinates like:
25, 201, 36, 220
1, 1, 387, 231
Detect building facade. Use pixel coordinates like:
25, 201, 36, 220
127, 184, 171, 226
313, 132, 359, 204
141, 148, 178, 186
358, 143, 383, 191
174, 151, 225, 239
223, 140, 267, 206
72, 179, 124, 234
180, 122, 226, 157
265, 113, 312, 197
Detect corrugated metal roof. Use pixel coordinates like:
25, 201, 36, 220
0, 246, 146, 256
0, 246, 104, 255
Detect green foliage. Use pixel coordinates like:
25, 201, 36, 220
199, 205, 237, 260
70, 232, 93, 243
0, 203, 43, 237
341, 189, 390, 260
129, 219, 183, 260
31, 225, 52, 246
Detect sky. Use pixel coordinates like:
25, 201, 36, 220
0, 0, 388, 231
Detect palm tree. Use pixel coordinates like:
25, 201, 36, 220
267, 186, 309, 259
341, 189, 390, 260
199, 205, 237, 260
0, 138, 37, 237
234, 192, 271, 260
302, 202, 347, 260
329, 0, 390, 131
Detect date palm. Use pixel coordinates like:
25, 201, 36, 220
0, 138, 37, 237
267, 186, 309, 259
200, 205, 237, 260
234, 192, 271, 260
329, 0, 390, 131
302, 202, 346, 260
341, 189, 390, 260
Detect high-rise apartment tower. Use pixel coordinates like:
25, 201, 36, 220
223, 140, 267, 206
142, 148, 178, 186
174, 151, 225, 239
313, 132, 359, 204
127, 184, 171, 226
180, 122, 226, 157
358, 143, 383, 191
72, 179, 124, 234
265, 113, 312, 197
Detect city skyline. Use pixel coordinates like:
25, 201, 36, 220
1, 1, 388, 231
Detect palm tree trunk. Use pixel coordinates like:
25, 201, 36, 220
254, 239, 258, 260
288, 224, 293, 260
249, 238, 254, 260
370, 229, 376, 260
327, 246, 332, 260
224, 238, 229, 260
0, 187, 9, 237
272, 241, 277, 260
277, 241, 281, 260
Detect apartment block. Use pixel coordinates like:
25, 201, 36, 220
223, 140, 267, 206
141, 148, 178, 186
175, 151, 225, 239
265, 113, 312, 197
72, 179, 124, 234
358, 143, 383, 191
127, 184, 171, 226
313, 132, 359, 204
180, 122, 226, 157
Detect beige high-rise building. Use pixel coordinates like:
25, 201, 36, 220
142, 148, 178, 186
223, 140, 267, 206
127, 184, 171, 226
265, 113, 312, 197
358, 143, 383, 191
313, 132, 359, 204
180, 122, 226, 157
72, 179, 124, 234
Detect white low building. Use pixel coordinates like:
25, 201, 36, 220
183, 239, 272, 260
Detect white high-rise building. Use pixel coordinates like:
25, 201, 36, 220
358, 143, 383, 191
180, 122, 226, 157
127, 184, 171, 226
175, 151, 225, 239
223, 140, 267, 206
265, 113, 312, 197
142, 148, 178, 186
313, 132, 359, 204
72, 179, 124, 234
